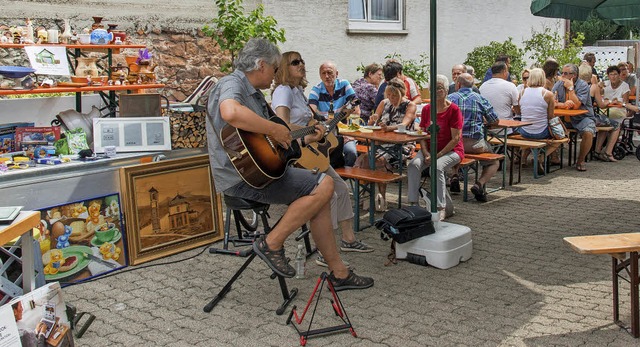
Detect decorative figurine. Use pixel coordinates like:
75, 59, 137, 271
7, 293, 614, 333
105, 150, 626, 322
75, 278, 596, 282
60, 19, 72, 44
24, 18, 34, 43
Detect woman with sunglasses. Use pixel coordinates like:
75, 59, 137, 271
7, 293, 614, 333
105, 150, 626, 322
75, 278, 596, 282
358, 77, 417, 211
406, 75, 463, 221
271, 51, 373, 260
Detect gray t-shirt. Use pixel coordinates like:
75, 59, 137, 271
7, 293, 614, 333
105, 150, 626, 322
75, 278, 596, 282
206, 69, 271, 192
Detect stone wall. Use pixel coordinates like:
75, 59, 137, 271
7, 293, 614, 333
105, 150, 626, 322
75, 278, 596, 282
0, 4, 228, 101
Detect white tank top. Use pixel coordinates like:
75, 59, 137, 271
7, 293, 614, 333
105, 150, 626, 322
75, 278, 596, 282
519, 87, 549, 134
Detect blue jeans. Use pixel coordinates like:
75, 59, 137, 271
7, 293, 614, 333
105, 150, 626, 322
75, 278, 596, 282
519, 127, 552, 139
343, 139, 357, 167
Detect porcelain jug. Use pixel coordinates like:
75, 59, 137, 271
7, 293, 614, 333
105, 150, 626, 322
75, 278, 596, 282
90, 29, 113, 45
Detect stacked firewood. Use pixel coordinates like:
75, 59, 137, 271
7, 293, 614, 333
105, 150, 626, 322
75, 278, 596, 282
169, 111, 207, 148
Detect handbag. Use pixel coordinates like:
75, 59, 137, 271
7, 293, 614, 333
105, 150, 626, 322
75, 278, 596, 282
548, 116, 568, 140
374, 206, 435, 244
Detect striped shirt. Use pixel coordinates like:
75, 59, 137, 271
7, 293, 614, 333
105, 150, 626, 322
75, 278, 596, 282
448, 88, 498, 139
309, 78, 356, 119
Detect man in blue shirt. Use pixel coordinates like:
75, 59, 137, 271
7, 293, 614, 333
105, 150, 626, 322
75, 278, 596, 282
449, 73, 499, 202
552, 63, 595, 172
309, 61, 360, 166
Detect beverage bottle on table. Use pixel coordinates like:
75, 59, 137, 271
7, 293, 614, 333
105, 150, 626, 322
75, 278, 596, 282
294, 244, 306, 279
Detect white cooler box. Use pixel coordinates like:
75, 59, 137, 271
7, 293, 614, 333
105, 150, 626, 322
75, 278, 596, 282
395, 221, 472, 269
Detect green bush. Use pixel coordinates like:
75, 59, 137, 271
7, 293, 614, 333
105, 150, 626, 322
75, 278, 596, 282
357, 52, 430, 88
464, 37, 524, 84
523, 26, 584, 67
202, 0, 286, 72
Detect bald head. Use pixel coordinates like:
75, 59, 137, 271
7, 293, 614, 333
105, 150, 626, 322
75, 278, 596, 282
457, 73, 474, 89
319, 61, 338, 86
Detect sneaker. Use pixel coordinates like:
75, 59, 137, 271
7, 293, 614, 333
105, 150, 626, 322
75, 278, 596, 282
252, 236, 296, 278
340, 239, 374, 253
470, 183, 488, 203
315, 254, 350, 268
328, 270, 374, 292
449, 176, 460, 193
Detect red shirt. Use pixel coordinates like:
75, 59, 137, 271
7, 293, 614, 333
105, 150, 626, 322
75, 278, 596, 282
420, 103, 465, 160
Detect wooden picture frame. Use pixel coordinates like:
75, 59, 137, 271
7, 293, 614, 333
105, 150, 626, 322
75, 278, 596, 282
119, 155, 222, 265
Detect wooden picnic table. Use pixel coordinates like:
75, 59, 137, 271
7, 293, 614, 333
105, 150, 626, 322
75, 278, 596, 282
0, 211, 42, 303
554, 108, 589, 122
487, 119, 534, 188
564, 233, 640, 338
340, 128, 427, 218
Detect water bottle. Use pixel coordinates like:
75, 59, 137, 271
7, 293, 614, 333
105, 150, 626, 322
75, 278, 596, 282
294, 244, 306, 279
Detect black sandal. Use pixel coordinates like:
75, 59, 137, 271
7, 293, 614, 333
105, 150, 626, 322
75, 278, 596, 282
252, 236, 296, 278
328, 270, 374, 291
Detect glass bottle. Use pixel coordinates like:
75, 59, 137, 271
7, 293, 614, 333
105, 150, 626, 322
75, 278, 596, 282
294, 244, 306, 279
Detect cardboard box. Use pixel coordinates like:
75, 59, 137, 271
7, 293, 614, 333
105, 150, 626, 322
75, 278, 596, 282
0, 122, 34, 153
14, 126, 61, 155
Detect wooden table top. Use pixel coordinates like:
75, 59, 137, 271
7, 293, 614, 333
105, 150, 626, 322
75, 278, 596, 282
491, 119, 533, 129
340, 129, 428, 144
0, 211, 39, 245
564, 233, 640, 255
553, 108, 588, 117
0, 83, 164, 96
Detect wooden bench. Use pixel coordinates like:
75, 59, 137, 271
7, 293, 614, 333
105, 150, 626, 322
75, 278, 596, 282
566, 126, 614, 166
488, 137, 547, 184
334, 167, 404, 231
564, 233, 640, 338
461, 153, 506, 200
508, 134, 570, 172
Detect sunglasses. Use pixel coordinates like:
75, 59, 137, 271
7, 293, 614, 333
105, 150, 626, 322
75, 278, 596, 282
522, 77, 529, 80
561, 71, 574, 76
290, 59, 305, 66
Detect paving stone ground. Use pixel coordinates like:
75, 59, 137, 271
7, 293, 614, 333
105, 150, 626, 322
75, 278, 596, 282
64, 151, 640, 346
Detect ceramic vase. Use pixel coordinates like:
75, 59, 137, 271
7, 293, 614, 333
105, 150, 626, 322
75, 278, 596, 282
91, 16, 104, 30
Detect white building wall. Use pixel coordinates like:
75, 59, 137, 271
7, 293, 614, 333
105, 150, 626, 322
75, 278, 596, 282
258, 0, 564, 86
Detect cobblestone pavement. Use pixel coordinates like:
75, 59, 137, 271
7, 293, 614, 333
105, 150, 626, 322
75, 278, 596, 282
64, 152, 640, 346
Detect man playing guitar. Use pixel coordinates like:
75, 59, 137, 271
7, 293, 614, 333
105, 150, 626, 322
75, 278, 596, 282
206, 38, 373, 291
272, 51, 374, 267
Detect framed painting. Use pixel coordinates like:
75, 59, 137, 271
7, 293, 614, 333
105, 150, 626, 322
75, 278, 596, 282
35, 193, 128, 285
119, 154, 223, 265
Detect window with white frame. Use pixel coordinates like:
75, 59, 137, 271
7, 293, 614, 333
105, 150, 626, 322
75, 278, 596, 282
348, 0, 404, 32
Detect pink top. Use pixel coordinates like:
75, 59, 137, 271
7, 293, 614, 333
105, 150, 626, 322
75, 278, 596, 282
420, 103, 464, 160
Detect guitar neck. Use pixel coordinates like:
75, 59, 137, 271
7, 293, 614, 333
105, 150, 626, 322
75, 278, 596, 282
291, 99, 359, 139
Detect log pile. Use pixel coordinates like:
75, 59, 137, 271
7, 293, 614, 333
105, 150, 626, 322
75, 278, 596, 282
168, 111, 207, 149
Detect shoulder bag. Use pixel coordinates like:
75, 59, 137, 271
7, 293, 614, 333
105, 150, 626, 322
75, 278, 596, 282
548, 116, 567, 140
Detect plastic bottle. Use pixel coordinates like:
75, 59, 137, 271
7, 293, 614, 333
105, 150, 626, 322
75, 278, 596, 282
294, 244, 306, 279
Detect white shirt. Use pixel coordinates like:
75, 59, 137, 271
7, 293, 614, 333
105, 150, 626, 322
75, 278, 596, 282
479, 78, 519, 121
271, 85, 312, 126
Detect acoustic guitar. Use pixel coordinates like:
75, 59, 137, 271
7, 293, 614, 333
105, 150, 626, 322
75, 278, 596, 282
295, 99, 361, 172
219, 98, 360, 189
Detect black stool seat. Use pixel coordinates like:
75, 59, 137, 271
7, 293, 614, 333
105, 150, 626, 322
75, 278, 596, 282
224, 195, 268, 210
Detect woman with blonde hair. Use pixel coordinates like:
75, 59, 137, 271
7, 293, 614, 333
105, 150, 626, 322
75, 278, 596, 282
271, 51, 373, 262
359, 77, 417, 211
518, 68, 561, 172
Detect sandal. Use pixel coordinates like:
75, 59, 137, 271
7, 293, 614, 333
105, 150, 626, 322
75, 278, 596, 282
252, 236, 296, 278
576, 162, 587, 172
605, 153, 618, 162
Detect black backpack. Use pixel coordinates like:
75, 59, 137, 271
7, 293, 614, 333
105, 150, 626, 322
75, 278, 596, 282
375, 206, 435, 244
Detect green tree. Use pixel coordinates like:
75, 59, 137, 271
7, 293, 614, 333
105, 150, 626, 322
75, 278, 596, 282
464, 37, 525, 83
571, 13, 640, 45
523, 26, 585, 68
203, 0, 286, 71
